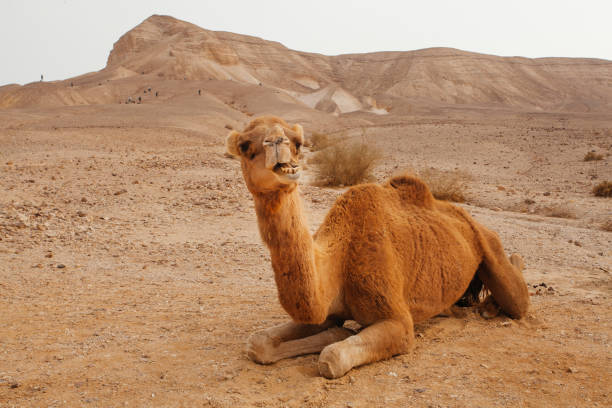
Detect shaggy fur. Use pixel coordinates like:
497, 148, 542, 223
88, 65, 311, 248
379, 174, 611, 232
227, 116, 529, 378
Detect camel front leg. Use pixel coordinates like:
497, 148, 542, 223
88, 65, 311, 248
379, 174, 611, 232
318, 317, 414, 379
247, 320, 352, 364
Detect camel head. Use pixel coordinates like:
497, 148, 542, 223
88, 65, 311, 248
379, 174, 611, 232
226, 116, 304, 194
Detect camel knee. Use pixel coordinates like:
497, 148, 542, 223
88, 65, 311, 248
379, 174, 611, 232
318, 338, 355, 379
246, 331, 278, 364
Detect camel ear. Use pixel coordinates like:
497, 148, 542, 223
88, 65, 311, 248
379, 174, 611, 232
226, 130, 241, 156
292, 123, 304, 142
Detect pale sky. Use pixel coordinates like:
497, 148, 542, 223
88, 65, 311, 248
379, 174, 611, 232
1, 0, 611, 85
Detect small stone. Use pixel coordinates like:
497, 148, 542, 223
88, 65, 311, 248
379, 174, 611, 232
566, 367, 577, 373
10, 383, 19, 389
81, 197, 87, 203
113, 189, 127, 196
414, 388, 427, 393
388, 371, 398, 377
574, 241, 582, 247
77, 211, 87, 217
543, 192, 551, 196
57, 264, 66, 269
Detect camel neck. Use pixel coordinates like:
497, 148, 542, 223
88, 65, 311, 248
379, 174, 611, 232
253, 188, 329, 324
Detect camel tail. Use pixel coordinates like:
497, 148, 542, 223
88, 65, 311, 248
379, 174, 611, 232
474, 225, 530, 318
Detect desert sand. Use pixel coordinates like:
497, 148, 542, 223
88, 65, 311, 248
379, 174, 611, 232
0, 15, 610, 408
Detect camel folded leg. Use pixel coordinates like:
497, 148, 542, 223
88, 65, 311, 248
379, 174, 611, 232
477, 226, 530, 319
318, 317, 414, 379
247, 320, 352, 364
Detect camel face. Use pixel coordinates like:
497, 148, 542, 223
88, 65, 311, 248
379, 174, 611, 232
226, 116, 303, 193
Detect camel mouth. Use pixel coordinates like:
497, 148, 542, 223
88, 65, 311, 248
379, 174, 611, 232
273, 162, 300, 180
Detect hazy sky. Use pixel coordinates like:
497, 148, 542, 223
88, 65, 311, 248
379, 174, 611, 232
2, 0, 611, 85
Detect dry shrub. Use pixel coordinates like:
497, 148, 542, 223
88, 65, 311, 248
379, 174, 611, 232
309, 132, 331, 151
417, 168, 471, 202
592, 181, 612, 197
584, 151, 604, 161
535, 204, 578, 219
600, 219, 612, 232
312, 141, 380, 186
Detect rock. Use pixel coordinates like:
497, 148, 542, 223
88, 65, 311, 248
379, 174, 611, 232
57, 264, 66, 269
573, 241, 582, 247
114, 189, 127, 196
77, 210, 87, 217
566, 367, 577, 373
414, 388, 427, 393
10, 382, 19, 389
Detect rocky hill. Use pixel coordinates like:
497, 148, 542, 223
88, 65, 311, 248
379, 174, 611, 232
2, 14, 612, 114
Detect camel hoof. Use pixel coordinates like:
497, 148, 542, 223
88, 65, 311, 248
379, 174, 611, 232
246, 332, 277, 365
509, 253, 525, 271
318, 344, 351, 379
479, 296, 501, 319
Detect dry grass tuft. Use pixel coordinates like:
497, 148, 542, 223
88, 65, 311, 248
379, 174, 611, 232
535, 204, 578, 219
601, 219, 612, 232
309, 132, 331, 151
584, 151, 604, 161
312, 141, 381, 186
417, 168, 471, 202
592, 181, 612, 197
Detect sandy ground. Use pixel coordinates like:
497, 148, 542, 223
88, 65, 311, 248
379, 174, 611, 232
0, 104, 611, 407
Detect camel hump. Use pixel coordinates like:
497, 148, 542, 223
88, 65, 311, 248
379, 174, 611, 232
387, 175, 435, 208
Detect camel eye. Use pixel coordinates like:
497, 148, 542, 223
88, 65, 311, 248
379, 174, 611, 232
295, 142, 302, 151
239, 141, 251, 155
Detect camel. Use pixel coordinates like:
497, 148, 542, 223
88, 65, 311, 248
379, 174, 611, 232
226, 115, 529, 378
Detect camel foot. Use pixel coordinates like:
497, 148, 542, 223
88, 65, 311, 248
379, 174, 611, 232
318, 342, 352, 379
246, 332, 277, 364
509, 253, 525, 271
479, 296, 501, 319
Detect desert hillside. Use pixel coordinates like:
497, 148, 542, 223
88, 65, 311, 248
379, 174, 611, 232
1, 14, 612, 114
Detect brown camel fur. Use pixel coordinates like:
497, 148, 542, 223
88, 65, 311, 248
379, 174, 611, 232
226, 115, 530, 378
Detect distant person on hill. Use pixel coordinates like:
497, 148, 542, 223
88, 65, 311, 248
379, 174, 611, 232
198, 89, 201, 95
138, 96, 142, 104
155, 91, 158, 97
40, 74, 43, 82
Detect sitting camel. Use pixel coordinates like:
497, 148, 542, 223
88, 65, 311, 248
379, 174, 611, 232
226, 116, 529, 378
